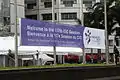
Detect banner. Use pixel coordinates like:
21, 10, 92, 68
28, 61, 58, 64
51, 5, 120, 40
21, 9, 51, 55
20, 18, 84, 48
83, 27, 105, 49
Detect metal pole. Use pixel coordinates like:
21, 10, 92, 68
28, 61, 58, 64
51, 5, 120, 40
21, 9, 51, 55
52, 0, 56, 65
104, 0, 109, 64
36, 50, 39, 66
91, 49, 94, 63
37, 0, 40, 20
1, 2, 4, 27
80, 0, 86, 64
3, 56, 6, 67
52, 0, 55, 22
53, 46, 56, 65
80, 0, 84, 26
62, 55, 65, 64
57, 0, 60, 23
14, 0, 18, 67
113, 36, 116, 64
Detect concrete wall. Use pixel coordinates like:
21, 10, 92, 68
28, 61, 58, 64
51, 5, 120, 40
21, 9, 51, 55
10, 0, 25, 33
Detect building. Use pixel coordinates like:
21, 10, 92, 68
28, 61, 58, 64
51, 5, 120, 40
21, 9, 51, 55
10, 0, 25, 33
0, 0, 25, 33
25, 0, 102, 25
24, 0, 120, 56
0, 0, 119, 63
0, 0, 10, 29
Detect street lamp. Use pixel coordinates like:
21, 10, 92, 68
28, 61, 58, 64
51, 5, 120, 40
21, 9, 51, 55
80, 0, 86, 64
104, 0, 109, 64
52, 0, 56, 65
14, 0, 18, 67
80, 0, 84, 26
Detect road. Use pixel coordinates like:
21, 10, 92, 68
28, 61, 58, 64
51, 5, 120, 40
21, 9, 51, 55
86, 76, 120, 80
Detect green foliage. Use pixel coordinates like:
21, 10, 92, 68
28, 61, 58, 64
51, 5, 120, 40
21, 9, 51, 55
83, 0, 120, 35
0, 25, 14, 37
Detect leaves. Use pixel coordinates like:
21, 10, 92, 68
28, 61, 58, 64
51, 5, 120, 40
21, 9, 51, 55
0, 25, 14, 37
114, 45, 119, 56
84, 0, 120, 35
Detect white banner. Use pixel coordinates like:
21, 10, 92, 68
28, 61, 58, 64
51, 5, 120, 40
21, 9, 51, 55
83, 27, 105, 49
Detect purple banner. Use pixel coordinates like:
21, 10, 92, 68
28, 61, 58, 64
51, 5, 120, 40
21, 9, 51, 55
20, 18, 84, 48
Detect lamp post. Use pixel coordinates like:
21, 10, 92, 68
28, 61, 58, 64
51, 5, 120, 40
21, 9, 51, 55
14, 0, 18, 67
80, 0, 84, 26
104, 0, 109, 64
52, 0, 56, 65
80, 0, 86, 64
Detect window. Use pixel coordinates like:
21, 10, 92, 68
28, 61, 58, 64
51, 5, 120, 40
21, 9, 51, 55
41, 0, 51, 2
61, 13, 77, 20
83, 1, 92, 8
4, 17, 10, 25
63, 1, 74, 7
44, 2, 52, 8
108, 40, 113, 46
54, 0, 56, 5
115, 39, 120, 46
61, 0, 77, 7
42, 13, 57, 20
26, 15, 37, 20
42, 13, 52, 20
27, 3, 36, 9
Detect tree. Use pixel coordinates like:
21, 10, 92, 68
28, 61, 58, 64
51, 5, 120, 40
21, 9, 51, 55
113, 45, 119, 65
79, 0, 120, 35
0, 25, 14, 37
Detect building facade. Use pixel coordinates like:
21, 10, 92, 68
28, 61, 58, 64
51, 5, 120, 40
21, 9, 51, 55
0, 0, 25, 33
25, 0, 102, 25
24, 0, 119, 54
0, 0, 10, 29
0, 0, 118, 54
10, 0, 25, 33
